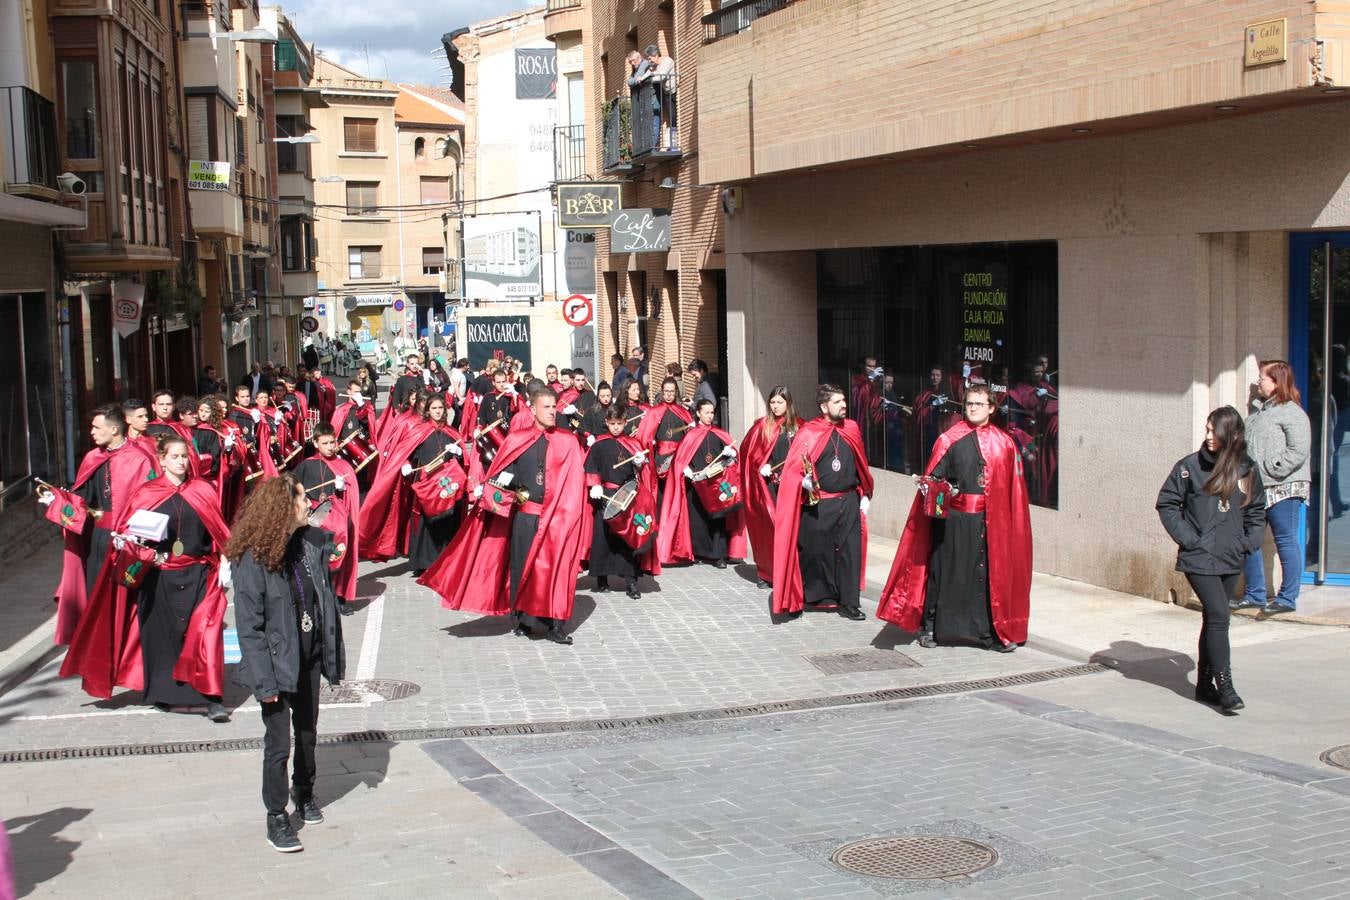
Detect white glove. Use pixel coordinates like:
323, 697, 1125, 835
721, 446, 737, 459
859, 496, 871, 515
223, 434, 236, 451
447, 443, 462, 457
1036, 387, 1049, 397
759, 463, 772, 478
586, 434, 596, 447
273, 410, 284, 424
631, 449, 648, 466
219, 556, 233, 588
562, 404, 577, 415
589, 484, 603, 499
802, 476, 814, 491
400, 462, 413, 477
683, 466, 695, 480
472, 485, 483, 500
38, 491, 55, 507
353, 395, 365, 407
496, 471, 514, 486
333, 475, 346, 491
931, 396, 945, 407
250, 408, 261, 423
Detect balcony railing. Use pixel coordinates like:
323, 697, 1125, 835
554, 124, 586, 182
702, 0, 798, 43
602, 96, 634, 173
546, 0, 582, 10
1, 86, 59, 191
631, 74, 680, 160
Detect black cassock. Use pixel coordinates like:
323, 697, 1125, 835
686, 431, 730, 561
74, 459, 116, 596
138, 494, 217, 705
767, 428, 794, 504
408, 430, 461, 570
391, 373, 422, 410
505, 435, 548, 608
581, 403, 612, 439
584, 438, 639, 579
799, 433, 863, 610
922, 430, 996, 647
193, 427, 222, 481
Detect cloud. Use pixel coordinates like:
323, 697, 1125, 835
282, 0, 535, 86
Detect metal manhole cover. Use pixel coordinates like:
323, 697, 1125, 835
832, 836, 997, 881
320, 679, 421, 704
1321, 745, 1350, 770
805, 648, 919, 675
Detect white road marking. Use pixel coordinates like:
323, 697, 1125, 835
354, 592, 385, 681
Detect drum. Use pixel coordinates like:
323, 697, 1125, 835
916, 476, 956, 519
411, 469, 464, 518
691, 462, 743, 519
241, 442, 266, 482
339, 432, 378, 472
479, 481, 524, 518
601, 480, 638, 520
602, 479, 657, 552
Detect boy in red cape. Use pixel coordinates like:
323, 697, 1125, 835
46, 404, 159, 645
418, 386, 586, 645
656, 398, 748, 567
584, 404, 660, 596
876, 383, 1032, 651
292, 423, 362, 604
738, 387, 802, 588
771, 385, 873, 620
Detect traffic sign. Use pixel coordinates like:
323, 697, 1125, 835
300, 316, 319, 333
562, 294, 593, 327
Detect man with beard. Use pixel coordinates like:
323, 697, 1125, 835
771, 384, 873, 621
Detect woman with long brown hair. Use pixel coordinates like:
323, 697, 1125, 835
622, 378, 648, 436
228, 474, 346, 852
1157, 406, 1266, 714
739, 386, 802, 588
407, 393, 466, 575
1236, 359, 1311, 614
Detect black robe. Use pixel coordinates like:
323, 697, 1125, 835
584, 438, 639, 579
767, 428, 794, 504
74, 459, 116, 595
922, 431, 996, 647
137, 494, 216, 705
193, 427, 222, 481
581, 403, 613, 438
798, 430, 863, 610
504, 435, 556, 626
686, 431, 730, 561
391, 373, 422, 410
407, 429, 461, 570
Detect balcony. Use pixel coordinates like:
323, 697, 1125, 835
702, 0, 797, 43
631, 74, 680, 161
544, 0, 584, 40
601, 96, 635, 173
2, 86, 59, 194
554, 124, 586, 182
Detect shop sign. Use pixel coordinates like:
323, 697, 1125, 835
609, 208, 671, 254
558, 184, 620, 228
464, 315, 531, 371
112, 280, 145, 338
1245, 18, 1286, 67
515, 48, 557, 100
349, 292, 403, 307
188, 161, 231, 191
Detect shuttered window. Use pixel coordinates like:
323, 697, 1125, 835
343, 117, 377, 152
348, 246, 381, 278
419, 176, 450, 205
345, 181, 379, 216
422, 247, 444, 275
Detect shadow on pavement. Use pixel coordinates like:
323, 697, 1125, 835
5, 806, 89, 897
870, 626, 918, 650
312, 740, 392, 821
733, 563, 761, 586
1089, 640, 1197, 702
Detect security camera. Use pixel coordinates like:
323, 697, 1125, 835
57, 172, 86, 194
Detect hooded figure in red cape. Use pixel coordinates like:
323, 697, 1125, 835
357, 415, 434, 561
876, 384, 1032, 649
656, 400, 748, 567
418, 387, 586, 645
60, 456, 230, 704
50, 406, 160, 645
738, 390, 803, 587
771, 385, 873, 619
292, 424, 362, 602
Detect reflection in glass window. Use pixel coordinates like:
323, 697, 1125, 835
62, 60, 99, 160
817, 242, 1059, 508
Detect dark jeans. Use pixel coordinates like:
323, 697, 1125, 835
261, 648, 322, 815
1185, 572, 1237, 673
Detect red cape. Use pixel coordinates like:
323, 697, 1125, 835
315, 377, 337, 421
331, 398, 377, 437
418, 425, 587, 620
770, 417, 874, 614
306, 452, 362, 600
635, 402, 692, 448
876, 421, 1032, 643
739, 415, 801, 582
358, 419, 434, 561
53, 440, 158, 644
655, 424, 748, 566
60, 476, 230, 699
584, 434, 661, 575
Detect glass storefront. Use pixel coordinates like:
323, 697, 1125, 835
817, 241, 1059, 508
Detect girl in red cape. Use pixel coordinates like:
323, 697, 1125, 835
876, 384, 1032, 649
357, 395, 435, 561
739, 386, 803, 588
621, 378, 650, 436
61, 434, 232, 714
656, 398, 748, 567
406, 394, 467, 576
770, 385, 873, 618
418, 387, 587, 644
584, 404, 661, 594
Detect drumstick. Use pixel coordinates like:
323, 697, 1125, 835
769, 459, 787, 472
613, 450, 650, 466
411, 443, 459, 474
473, 416, 505, 438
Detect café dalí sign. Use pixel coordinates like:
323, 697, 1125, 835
188, 160, 231, 191
558, 183, 620, 228
609, 208, 671, 254
1244, 18, 1285, 67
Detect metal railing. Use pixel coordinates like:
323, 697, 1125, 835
631, 73, 679, 159
602, 96, 634, 172
1, 86, 58, 190
702, 0, 798, 42
554, 124, 586, 182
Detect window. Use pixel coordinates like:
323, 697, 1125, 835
345, 181, 379, 216
343, 117, 377, 152
422, 247, 445, 275
414, 136, 425, 158
275, 39, 298, 72
348, 246, 381, 279
419, 176, 449, 205
817, 241, 1060, 508
281, 218, 302, 270
61, 60, 99, 160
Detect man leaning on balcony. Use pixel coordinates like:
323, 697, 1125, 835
628, 45, 675, 151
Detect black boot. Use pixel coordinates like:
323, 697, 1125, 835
624, 578, 640, 600
1213, 668, 1245, 713
1194, 664, 1221, 705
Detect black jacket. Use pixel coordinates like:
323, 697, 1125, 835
233, 526, 346, 701
1156, 449, 1267, 575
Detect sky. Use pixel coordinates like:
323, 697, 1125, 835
281, 0, 535, 87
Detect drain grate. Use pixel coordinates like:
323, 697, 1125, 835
0, 663, 1105, 764
832, 836, 997, 881
805, 648, 919, 675
1321, 745, 1350, 771
321, 679, 421, 704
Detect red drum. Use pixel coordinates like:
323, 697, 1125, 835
916, 476, 956, 519
412, 468, 465, 518
479, 481, 523, 518
691, 462, 743, 519
603, 479, 658, 552
241, 442, 266, 482
338, 432, 379, 472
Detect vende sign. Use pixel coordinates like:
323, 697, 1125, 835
112, 280, 145, 337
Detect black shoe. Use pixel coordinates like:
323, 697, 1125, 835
512, 623, 530, 637
266, 813, 303, 852
713, 558, 727, 569
1213, 668, 1245, 713
756, 578, 770, 589
546, 626, 574, 645
411, 569, 425, 577
206, 702, 230, 723
594, 580, 610, 593
625, 580, 641, 600
839, 606, 866, 621
338, 603, 356, 617
292, 794, 324, 824
153, 702, 174, 713
1194, 664, 1221, 705
917, 632, 938, 648
990, 642, 1016, 653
